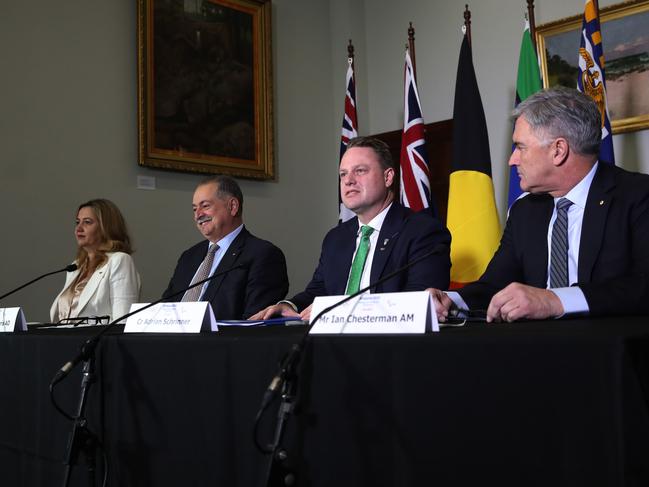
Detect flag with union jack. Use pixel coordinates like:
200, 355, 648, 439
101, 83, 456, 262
399, 49, 432, 213
339, 59, 358, 222
577, 0, 615, 164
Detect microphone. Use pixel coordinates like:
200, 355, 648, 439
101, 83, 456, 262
254, 243, 450, 455
50, 262, 247, 386
0, 263, 78, 301
260, 243, 449, 407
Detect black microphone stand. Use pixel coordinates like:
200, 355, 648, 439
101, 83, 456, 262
256, 245, 448, 487
0, 264, 77, 301
61, 359, 98, 487
261, 344, 301, 487
52, 317, 119, 487
50, 263, 245, 487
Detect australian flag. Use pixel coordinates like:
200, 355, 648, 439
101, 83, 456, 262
577, 0, 615, 164
399, 49, 432, 213
339, 59, 358, 222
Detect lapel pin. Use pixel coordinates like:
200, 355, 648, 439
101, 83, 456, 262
599, 200, 604, 206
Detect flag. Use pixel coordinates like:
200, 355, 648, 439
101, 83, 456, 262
447, 34, 501, 288
577, 0, 615, 164
339, 59, 358, 222
399, 49, 432, 213
508, 19, 542, 208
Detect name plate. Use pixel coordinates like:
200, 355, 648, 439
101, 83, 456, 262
309, 291, 438, 334
124, 302, 217, 333
0, 307, 27, 332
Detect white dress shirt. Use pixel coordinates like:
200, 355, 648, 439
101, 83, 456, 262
347, 203, 392, 292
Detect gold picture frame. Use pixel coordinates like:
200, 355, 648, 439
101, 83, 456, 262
137, 0, 274, 178
536, 0, 649, 134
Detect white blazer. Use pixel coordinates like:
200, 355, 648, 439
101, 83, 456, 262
50, 252, 141, 323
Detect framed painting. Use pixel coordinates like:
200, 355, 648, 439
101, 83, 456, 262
536, 0, 649, 133
137, 0, 274, 178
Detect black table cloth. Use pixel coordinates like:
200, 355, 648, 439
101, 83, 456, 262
2, 318, 649, 487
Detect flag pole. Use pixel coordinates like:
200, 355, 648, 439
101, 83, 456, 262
407, 22, 417, 83
347, 39, 357, 128
347, 39, 355, 72
526, 0, 537, 55
464, 4, 472, 47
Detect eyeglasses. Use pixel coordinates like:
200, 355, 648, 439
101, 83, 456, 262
56, 316, 110, 326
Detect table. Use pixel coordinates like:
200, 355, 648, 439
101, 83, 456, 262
2, 318, 649, 486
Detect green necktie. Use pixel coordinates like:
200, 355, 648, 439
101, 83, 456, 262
345, 225, 374, 295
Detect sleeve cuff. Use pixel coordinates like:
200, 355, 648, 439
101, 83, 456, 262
549, 287, 590, 317
278, 300, 298, 312
446, 291, 469, 312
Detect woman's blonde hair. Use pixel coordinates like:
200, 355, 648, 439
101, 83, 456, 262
74, 199, 133, 270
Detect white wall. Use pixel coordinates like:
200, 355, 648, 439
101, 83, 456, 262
1, 0, 647, 321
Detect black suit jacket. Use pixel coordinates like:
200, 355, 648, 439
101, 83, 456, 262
460, 163, 649, 316
163, 227, 289, 320
291, 202, 451, 311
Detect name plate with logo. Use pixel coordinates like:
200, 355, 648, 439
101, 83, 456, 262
309, 291, 438, 334
0, 307, 27, 333
124, 302, 217, 333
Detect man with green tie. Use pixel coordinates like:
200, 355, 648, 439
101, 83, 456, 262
250, 136, 451, 321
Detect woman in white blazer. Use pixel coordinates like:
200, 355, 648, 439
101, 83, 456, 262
50, 199, 141, 324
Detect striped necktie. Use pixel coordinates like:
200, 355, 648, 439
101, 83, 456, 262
182, 244, 219, 302
549, 198, 573, 288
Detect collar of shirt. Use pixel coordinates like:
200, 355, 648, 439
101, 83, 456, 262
355, 202, 392, 236
210, 224, 244, 254
555, 161, 598, 211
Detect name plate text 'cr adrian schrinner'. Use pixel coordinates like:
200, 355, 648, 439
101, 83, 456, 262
124, 302, 217, 333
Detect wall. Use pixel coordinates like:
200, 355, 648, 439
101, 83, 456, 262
352, 0, 649, 211
1, 0, 647, 321
1, 0, 338, 321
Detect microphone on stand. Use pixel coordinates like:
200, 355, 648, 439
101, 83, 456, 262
254, 243, 450, 487
50, 262, 247, 386
0, 263, 77, 301
258, 243, 449, 410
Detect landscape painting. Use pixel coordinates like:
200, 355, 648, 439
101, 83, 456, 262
536, 1, 649, 133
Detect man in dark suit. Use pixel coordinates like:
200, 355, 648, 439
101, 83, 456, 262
431, 87, 649, 323
251, 136, 451, 321
163, 176, 289, 320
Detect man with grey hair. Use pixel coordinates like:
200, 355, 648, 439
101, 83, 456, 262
163, 175, 289, 320
430, 86, 649, 322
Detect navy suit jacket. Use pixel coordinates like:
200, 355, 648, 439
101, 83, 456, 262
163, 227, 289, 320
291, 202, 451, 311
459, 163, 649, 316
